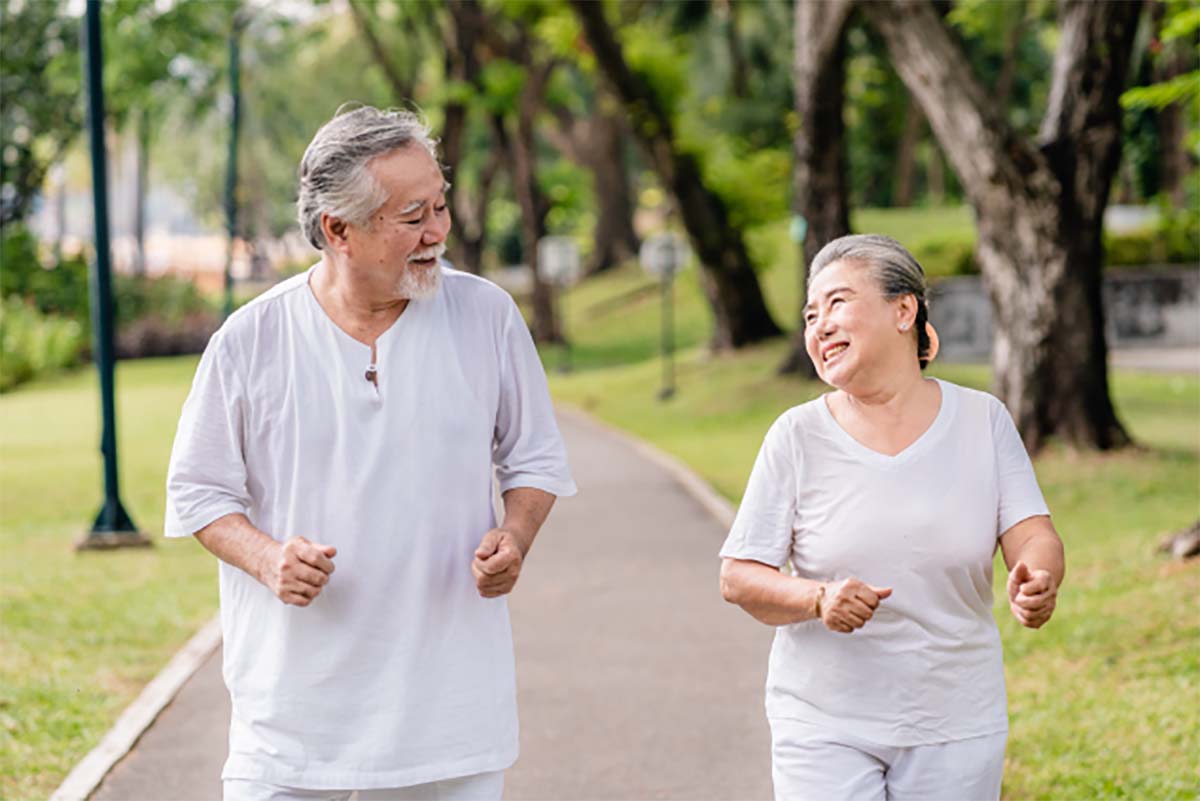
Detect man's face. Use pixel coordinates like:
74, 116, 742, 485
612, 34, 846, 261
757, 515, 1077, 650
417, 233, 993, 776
347, 146, 451, 300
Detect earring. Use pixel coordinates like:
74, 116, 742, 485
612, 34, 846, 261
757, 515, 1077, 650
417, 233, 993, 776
900, 323, 910, 331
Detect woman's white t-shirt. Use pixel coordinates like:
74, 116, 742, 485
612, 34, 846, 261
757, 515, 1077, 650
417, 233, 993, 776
165, 266, 576, 788
719, 379, 1049, 746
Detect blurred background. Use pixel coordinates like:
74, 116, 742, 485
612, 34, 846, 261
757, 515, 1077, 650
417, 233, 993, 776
1, 0, 1197, 799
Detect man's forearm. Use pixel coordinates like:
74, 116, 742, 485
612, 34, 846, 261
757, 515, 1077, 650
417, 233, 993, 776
194, 513, 278, 584
500, 487, 556, 556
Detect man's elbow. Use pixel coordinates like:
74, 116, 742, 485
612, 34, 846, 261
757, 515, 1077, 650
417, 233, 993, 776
719, 559, 744, 605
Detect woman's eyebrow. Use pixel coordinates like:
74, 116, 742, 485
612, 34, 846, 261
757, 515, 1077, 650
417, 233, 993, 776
804, 286, 855, 314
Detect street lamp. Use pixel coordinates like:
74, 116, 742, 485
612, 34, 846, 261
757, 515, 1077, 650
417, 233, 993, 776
537, 236, 581, 373
639, 232, 689, 401
78, 0, 147, 550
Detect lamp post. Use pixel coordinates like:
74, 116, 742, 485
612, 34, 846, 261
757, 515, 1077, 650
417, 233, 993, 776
78, 0, 148, 550
222, 13, 245, 320
639, 232, 689, 402
537, 236, 581, 373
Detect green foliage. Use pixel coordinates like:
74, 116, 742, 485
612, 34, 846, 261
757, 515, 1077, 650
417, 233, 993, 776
0, 298, 85, 392
0, 0, 81, 226
0, 226, 90, 317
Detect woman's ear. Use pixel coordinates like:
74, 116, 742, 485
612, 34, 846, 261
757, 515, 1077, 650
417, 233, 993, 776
896, 294, 918, 331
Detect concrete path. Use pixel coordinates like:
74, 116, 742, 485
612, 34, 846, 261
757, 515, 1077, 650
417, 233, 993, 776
90, 412, 775, 801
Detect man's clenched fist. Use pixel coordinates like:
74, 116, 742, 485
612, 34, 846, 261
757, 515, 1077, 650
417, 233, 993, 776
472, 528, 525, 598
261, 536, 337, 607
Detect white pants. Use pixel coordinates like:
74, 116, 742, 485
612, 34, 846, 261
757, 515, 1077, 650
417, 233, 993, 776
769, 718, 1006, 801
224, 771, 504, 801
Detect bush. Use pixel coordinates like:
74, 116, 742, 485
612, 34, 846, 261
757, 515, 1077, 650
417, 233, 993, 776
909, 231, 978, 278
0, 297, 85, 392
115, 312, 218, 359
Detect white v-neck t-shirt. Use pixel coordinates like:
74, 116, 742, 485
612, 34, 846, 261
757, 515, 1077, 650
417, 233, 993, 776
720, 379, 1049, 746
165, 265, 576, 789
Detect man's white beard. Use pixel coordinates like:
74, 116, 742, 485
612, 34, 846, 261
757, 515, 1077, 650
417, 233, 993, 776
396, 243, 445, 300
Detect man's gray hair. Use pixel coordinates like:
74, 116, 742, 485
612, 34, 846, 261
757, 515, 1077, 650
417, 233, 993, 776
808, 234, 932, 368
297, 105, 438, 250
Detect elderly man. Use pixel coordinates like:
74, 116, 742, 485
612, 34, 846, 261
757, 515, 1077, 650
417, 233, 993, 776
165, 106, 575, 801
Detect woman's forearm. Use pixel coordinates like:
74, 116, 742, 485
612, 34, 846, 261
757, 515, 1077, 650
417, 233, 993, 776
1000, 515, 1065, 586
720, 558, 822, 626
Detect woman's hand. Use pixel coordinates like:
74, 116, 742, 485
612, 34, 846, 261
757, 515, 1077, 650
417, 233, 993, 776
820, 578, 892, 634
1007, 561, 1057, 629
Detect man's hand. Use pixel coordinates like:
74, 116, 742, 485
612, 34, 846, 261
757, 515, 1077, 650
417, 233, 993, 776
820, 577, 892, 634
472, 528, 524, 598
1007, 560, 1057, 629
261, 536, 337, 607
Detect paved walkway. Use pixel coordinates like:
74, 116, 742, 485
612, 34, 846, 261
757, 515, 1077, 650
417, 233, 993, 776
91, 412, 775, 801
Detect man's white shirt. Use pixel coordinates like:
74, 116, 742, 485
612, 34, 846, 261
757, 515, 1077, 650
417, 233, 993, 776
166, 265, 576, 788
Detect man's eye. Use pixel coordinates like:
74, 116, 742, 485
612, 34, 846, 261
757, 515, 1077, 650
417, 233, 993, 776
434, 204, 448, 213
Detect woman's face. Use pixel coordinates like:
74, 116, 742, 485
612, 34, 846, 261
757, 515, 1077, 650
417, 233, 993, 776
803, 260, 916, 391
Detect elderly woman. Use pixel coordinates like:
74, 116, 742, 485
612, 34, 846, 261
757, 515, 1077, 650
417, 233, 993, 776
719, 234, 1064, 801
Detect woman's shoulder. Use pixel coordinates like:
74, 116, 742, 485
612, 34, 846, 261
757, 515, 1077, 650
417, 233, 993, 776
936, 378, 1009, 428
764, 395, 828, 442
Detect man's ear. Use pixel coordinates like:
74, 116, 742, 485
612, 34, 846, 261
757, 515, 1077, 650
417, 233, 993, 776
321, 214, 350, 252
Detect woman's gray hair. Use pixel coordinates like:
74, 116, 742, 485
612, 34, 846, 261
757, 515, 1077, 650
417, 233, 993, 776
808, 234, 932, 369
297, 105, 438, 250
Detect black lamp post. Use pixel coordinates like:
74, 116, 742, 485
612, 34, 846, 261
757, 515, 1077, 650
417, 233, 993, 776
78, 0, 148, 550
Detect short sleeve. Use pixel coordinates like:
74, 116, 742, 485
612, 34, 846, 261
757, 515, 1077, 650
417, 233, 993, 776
492, 300, 577, 497
719, 413, 798, 567
164, 332, 252, 537
990, 399, 1050, 536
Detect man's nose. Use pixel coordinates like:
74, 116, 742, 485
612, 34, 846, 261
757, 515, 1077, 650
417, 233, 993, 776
423, 211, 451, 244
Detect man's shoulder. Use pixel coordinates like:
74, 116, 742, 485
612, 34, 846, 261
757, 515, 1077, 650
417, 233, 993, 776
217, 269, 312, 340
439, 263, 517, 316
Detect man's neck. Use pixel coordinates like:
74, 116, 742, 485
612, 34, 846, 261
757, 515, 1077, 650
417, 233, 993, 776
310, 257, 409, 346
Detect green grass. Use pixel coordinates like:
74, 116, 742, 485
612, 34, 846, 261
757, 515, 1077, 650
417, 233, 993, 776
548, 349, 1200, 799
1, 356, 215, 801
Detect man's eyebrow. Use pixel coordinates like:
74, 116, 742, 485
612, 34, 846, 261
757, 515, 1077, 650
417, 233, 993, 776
398, 184, 452, 216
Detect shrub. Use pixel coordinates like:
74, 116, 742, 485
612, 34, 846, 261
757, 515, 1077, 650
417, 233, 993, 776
0, 297, 85, 392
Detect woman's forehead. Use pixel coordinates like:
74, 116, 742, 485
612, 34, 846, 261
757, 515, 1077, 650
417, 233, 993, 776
810, 260, 871, 297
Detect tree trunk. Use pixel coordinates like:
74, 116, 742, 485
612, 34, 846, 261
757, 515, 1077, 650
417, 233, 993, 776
442, 0, 486, 272
570, 0, 782, 349
502, 64, 561, 344
347, 0, 415, 102
863, 0, 1139, 451
546, 99, 641, 276
778, 0, 855, 376
893, 94, 921, 207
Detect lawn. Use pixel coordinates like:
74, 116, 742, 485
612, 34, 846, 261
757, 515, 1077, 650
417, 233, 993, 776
0, 356, 214, 801
3, 205, 1195, 800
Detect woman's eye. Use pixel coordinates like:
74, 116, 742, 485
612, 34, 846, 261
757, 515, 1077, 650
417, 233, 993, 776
831, 297, 845, 306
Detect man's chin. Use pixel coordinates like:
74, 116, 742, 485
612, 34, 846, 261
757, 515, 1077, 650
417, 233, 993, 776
397, 263, 441, 300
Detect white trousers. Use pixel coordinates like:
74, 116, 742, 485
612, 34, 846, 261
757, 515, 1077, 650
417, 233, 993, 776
224, 770, 504, 801
769, 718, 1006, 801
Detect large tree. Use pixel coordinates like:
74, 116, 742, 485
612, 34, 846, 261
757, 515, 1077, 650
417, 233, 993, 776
570, 0, 782, 349
862, 0, 1141, 451
778, 0, 856, 376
